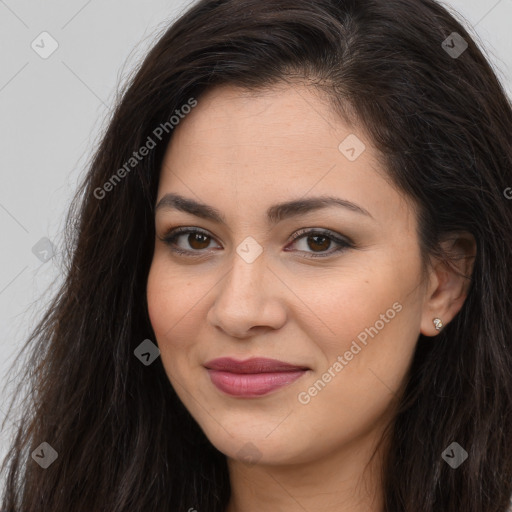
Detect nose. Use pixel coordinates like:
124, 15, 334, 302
206, 250, 287, 339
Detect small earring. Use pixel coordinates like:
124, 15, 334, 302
433, 318, 443, 331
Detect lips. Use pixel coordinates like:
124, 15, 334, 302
204, 357, 309, 397
204, 357, 309, 373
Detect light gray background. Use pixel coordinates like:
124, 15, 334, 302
1, 0, 511, 478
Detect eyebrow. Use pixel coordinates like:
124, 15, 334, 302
155, 192, 373, 224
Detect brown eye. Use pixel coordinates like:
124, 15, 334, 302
161, 226, 353, 259
161, 227, 221, 256
187, 232, 211, 250
286, 229, 353, 259
306, 234, 331, 252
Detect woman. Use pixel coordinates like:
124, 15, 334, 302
1, 0, 512, 510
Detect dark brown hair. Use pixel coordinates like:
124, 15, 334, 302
2, 0, 512, 510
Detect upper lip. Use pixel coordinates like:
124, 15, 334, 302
204, 357, 309, 374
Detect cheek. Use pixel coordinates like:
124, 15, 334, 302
300, 262, 414, 356
146, 256, 211, 382
146, 261, 173, 340
298, 258, 422, 403
146, 258, 193, 362
292, 302, 418, 462
146, 255, 198, 338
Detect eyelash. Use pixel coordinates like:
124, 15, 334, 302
159, 226, 354, 259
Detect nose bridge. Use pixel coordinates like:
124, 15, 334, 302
220, 244, 267, 305
208, 242, 286, 335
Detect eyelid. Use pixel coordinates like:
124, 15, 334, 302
159, 226, 354, 258
288, 227, 354, 248
158, 226, 221, 254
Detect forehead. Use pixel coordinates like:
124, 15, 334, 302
167, 83, 351, 155
157, 83, 414, 232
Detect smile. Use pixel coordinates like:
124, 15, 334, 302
204, 357, 310, 397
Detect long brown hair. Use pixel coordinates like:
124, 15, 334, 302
2, 0, 512, 510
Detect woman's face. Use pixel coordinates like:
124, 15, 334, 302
147, 83, 432, 466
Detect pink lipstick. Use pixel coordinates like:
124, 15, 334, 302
204, 357, 309, 397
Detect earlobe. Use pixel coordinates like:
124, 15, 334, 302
433, 318, 443, 331
419, 232, 476, 337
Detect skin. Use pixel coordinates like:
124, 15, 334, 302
146, 82, 475, 512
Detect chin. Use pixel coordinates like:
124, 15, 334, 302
198, 420, 313, 466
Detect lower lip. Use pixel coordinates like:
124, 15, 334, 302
206, 369, 307, 397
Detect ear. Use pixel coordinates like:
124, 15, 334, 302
420, 232, 476, 337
